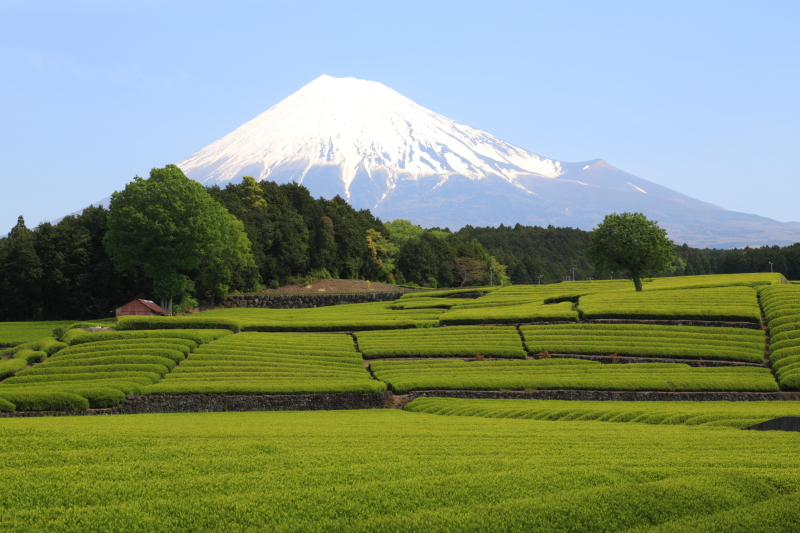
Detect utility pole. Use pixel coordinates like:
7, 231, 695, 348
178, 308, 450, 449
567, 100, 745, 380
490, 268, 493, 286
769, 262, 773, 273
610, 272, 613, 280
538, 275, 543, 285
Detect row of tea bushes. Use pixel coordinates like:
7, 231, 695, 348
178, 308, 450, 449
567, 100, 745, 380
643, 273, 783, 291
439, 301, 578, 325
8, 349, 47, 364
389, 298, 469, 310
116, 316, 242, 331
142, 332, 385, 395
2, 336, 67, 358
521, 324, 766, 363
354, 326, 526, 359
761, 284, 800, 390
397, 287, 498, 299
62, 328, 232, 346
0, 358, 27, 381
578, 286, 762, 322
171, 303, 442, 332
405, 397, 800, 428
369, 358, 779, 394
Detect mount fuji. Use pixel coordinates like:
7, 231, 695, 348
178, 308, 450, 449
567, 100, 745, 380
176, 75, 800, 248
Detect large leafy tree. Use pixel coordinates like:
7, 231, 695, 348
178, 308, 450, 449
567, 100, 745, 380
585, 212, 676, 291
103, 165, 253, 313
195, 213, 258, 307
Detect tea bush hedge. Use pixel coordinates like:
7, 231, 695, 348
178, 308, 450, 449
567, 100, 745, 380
3, 371, 162, 385
185, 304, 442, 332
16, 363, 172, 377
0, 390, 89, 411
354, 326, 526, 358
0, 397, 14, 411
52, 348, 187, 363
405, 397, 800, 428
440, 301, 578, 325
116, 316, 243, 331
57, 338, 198, 355
11, 349, 47, 364
578, 287, 761, 322
40, 355, 177, 371
62, 333, 198, 355
370, 358, 778, 394
63, 329, 232, 346
0, 358, 27, 380
0, 385, 127, 408
521, 324, 765, 363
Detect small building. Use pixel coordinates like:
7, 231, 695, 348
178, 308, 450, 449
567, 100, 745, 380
115, 299, 169, 317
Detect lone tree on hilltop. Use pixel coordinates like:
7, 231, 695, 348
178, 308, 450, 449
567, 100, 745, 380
103, 165, 255, 313
585, 212, 676, 291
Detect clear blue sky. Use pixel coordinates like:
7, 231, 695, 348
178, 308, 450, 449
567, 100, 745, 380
1, 0, 798, 234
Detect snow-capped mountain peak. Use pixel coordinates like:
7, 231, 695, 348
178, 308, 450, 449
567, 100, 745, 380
179, 75, 563, 202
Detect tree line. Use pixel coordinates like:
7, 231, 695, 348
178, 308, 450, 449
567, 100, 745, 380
0, 167, 506, 321
1, 166, 797, 321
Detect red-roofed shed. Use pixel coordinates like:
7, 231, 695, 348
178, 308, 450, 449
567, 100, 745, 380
116, 299, 170, 317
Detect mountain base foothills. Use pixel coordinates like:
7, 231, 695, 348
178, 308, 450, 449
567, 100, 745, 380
2, 272, 800, 531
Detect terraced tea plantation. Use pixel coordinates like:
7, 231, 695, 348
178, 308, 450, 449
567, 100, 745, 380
355, 326, 526, 358
1, 273, 798, 413
521, 323, 766, 363
369, 359, 778, 394
406, 397, 800, 428
144, 332, 385, 395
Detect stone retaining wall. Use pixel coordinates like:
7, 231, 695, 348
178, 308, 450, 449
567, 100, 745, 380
223, 292, 406, 309
0, 392, 391, 418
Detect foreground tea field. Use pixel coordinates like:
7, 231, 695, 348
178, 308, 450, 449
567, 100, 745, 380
0, 410, 798, 532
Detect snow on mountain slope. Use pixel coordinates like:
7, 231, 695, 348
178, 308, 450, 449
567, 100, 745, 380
179, 75, 563, 204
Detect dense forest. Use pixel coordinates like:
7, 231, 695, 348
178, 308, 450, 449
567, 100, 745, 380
456, 224, 800, 283
1, 174, 798, 321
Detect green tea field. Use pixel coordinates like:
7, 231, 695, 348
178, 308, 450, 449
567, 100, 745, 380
1, 410, 799, 532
